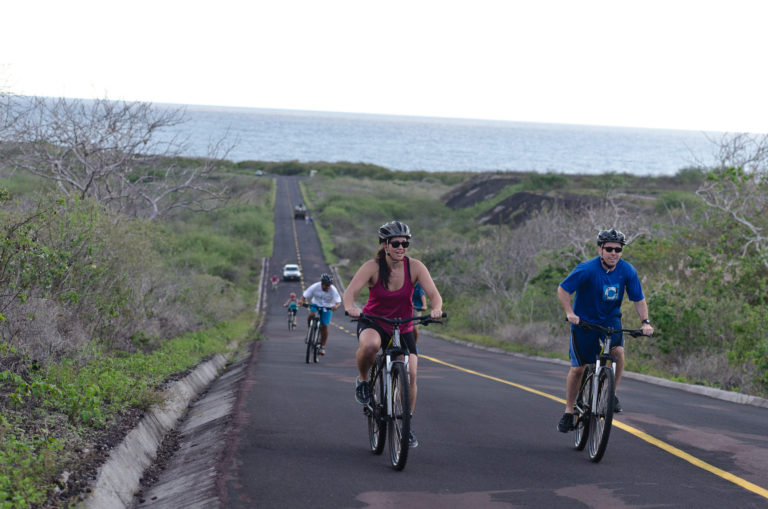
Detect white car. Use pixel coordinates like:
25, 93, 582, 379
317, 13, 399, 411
282, 264, 301, 281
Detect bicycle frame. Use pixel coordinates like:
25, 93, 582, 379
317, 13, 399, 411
352, 311, 446, 470
572, 320, 645, 462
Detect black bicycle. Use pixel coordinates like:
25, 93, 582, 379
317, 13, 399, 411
571, 320, 646, 462
287, 307, 297, 331
350, 312, 445, 471
303, 304, 332, 364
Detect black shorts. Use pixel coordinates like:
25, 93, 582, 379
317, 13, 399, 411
357, 317, 418, 355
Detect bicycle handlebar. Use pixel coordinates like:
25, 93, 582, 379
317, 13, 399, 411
346, 311, 447, 326
301, 303, 336, 312
570, 319, 647, 337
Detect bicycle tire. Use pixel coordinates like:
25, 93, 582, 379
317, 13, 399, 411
367, 356, 386, 455
388, 361, 411, 470
312, 325, 320, 363
587, 367, 615, 462
305, 320, 316, 364
573, 366, 593, 451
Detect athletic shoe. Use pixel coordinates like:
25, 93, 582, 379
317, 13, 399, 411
355, 378, 370, 405
614, 396, 622, 413
319, 347, 325, 355
409, 430, 419, 448
558, 413, 574, 433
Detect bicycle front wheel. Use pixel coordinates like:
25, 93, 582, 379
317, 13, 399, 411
367, 356, 386, 455
587, 367, 615, 462
573, 366, 593, 451
388, 361, 411, 471
312, 326, 320, 363
305, 321, 316, 364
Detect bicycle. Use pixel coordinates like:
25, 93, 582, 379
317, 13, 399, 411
570, 320, 646, 462
350, 312, 446, 471
303, 304, 333, 364
287, 307, 297, 331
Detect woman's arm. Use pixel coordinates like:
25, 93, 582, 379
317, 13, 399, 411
411, 258, 443, 318
342, 260, 376, 317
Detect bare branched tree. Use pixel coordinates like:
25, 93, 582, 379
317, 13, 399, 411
8, 96, 231, 219
539, 197, 650, 261
696, 133, 768, 266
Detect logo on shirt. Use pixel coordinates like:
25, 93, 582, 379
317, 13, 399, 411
603, 284, 619, 302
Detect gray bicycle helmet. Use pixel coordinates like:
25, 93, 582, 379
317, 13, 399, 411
597, 228, 626, 246
320, 273, 333, 285
378, 220, 412, 242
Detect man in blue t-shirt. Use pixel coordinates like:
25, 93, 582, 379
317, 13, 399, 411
556, 229, 654, 433
411, 282, 427, 342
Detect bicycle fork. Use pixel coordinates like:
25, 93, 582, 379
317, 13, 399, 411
384, 358, 410, 418
591, 337, 616, 414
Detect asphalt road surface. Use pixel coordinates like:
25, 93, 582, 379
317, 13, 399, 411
222, 176, 768, 508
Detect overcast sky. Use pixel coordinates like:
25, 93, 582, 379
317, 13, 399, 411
3, 0, 767, 133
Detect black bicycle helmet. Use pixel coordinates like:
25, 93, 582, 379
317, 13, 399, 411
320, 273, 333, 285
378, 221, 412, 242
597, 228, 626, 246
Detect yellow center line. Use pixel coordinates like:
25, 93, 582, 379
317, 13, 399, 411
421, 354, 768, 500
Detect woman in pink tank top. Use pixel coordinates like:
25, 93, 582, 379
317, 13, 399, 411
343, 221, 444, 448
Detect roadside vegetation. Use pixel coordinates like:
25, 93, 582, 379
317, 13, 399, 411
0, 95, 273, 507
1, 92, 767, 507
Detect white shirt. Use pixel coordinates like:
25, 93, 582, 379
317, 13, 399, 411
303, 282, 341, 309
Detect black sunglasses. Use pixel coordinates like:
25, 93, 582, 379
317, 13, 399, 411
389, 240, 410, 248
602, 246, 623, 253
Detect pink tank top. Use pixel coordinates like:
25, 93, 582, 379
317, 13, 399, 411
363, 257, 415, 335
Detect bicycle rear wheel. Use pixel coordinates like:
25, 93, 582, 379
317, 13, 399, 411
573, 366, 593, 451
367, 356, 386, 454
305, 321, 316, 364
587, 367, 615, 462
388, 361, 411, 471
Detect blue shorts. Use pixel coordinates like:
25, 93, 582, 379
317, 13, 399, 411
309, 304, 333, 326
569, 317, 625, 367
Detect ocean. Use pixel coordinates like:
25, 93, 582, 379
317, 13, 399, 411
158, 104, 720, 176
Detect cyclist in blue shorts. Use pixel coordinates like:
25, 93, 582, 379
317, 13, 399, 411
298, 273, 341, 355
556, 229, 654, 432
283, 292, 299, 328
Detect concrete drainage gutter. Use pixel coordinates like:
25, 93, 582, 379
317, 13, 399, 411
78, 354, 228, 509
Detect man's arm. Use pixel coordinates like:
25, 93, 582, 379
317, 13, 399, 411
557, 285, 579, 325
633, 298, 654, 335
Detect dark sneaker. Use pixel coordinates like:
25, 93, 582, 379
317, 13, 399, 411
557, 413, 574, 433
409, 430, 419, 448
614, 396, 622, 413
355, 378, 370, 405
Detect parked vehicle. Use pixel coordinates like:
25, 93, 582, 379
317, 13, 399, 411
283, 263, 302, 281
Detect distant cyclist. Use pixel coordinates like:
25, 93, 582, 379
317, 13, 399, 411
298, 273, 341, 355
271, 274, 279, 291
283, 292, 299, 328
556, 228, 654, 433
343, 220, 443, 448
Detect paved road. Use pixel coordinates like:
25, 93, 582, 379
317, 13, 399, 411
221, 176, 768, 508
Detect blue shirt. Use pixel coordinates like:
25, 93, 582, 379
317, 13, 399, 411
559, 257, 644, 325
412, 283, 426, 309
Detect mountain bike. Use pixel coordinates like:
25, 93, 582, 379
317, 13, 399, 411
287, 307, 297, 330
571, 320, 646, 462
303, 304, 332, 364
350, 312, 446, 471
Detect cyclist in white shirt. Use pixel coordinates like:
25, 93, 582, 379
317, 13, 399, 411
298, 273, 341, 355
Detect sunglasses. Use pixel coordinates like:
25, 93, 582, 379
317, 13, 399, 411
389, 240, 410, 248
602, 246, 623, 253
